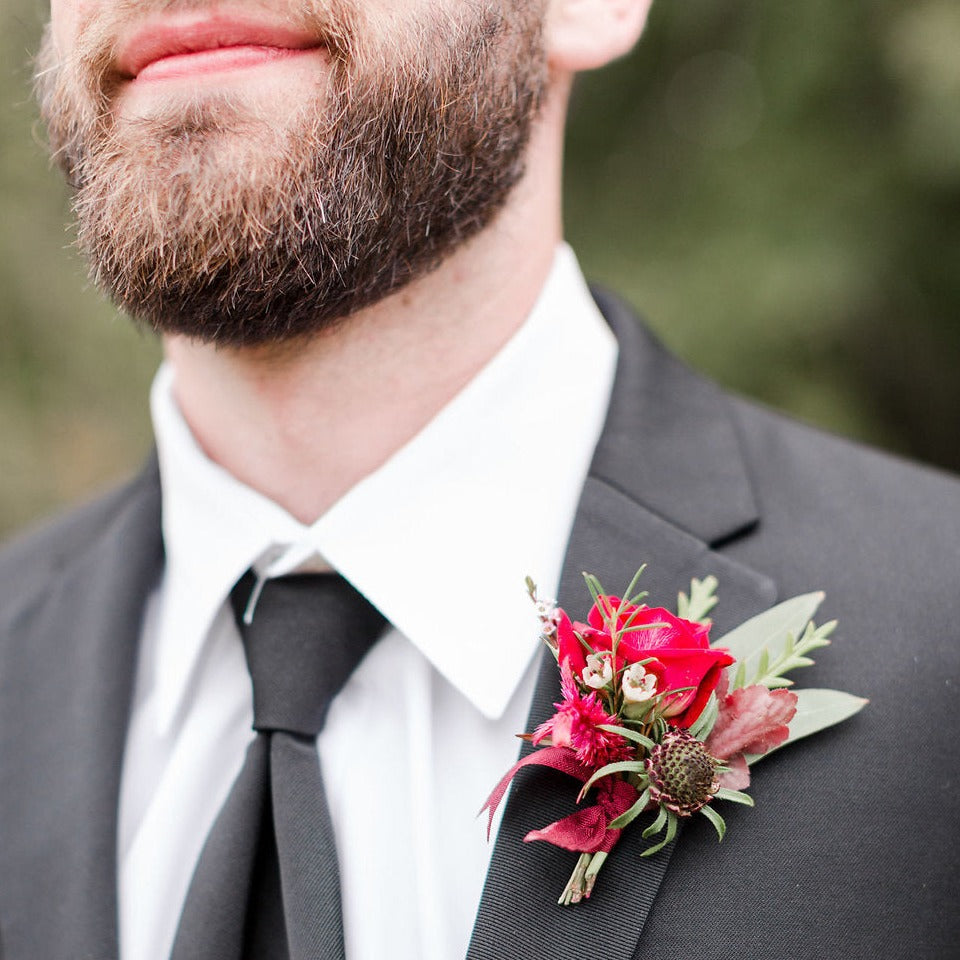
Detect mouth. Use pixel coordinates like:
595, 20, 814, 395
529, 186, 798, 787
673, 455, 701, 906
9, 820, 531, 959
117, 12, 325, 83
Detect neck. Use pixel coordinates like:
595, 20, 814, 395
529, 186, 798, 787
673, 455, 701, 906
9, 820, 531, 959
165, 112, 564, 523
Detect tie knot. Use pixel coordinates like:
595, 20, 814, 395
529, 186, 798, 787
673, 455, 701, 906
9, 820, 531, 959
230, 572, 386, 737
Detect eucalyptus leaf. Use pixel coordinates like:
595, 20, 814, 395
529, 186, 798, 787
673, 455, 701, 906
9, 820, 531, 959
748, 688, 869, 763
713, 592, 824, 689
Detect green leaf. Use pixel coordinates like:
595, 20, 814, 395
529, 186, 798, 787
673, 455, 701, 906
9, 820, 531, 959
748, 688, 869, 763
756, 647, 770, 679
687, 693, 719, 741
622, 566, 649, 608
609, 788, 652, 830
748, 620, 838, 688
619, 620, 669, 635
783, 688, 868, 750
713, 592, 824, 689
578, 760, 648, 798
700, 803, 726, 841
582, 572, 604, 610
715, 787, 755, 807
596, 724, 655, 750
642, 805, 668, 839
678, 575, 719, 624
641, 810, 678, 856
575, 631, 595, 654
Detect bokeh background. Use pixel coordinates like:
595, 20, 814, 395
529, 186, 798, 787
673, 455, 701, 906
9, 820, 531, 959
2, 0, 959, 538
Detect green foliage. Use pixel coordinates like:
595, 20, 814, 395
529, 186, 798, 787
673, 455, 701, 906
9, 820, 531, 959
757, 688, 869, 759
677, 576, 719, 625
642, 805, 669, 840
578, 760, 647, 799
748, 619, 836, 689
609, 787, 652, 830
641, 808, 679, 857
596, 724, 655, 751
700, 804, 727, 842
715, 788, 755, 807
621, 565, 650, 608
686, 692, 719, 741
714, 592, 826, 689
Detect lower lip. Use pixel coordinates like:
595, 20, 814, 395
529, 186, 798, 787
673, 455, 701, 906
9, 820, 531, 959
134, 44, 319, 82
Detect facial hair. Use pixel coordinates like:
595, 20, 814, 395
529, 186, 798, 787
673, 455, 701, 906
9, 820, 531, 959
36, 1, 547, 347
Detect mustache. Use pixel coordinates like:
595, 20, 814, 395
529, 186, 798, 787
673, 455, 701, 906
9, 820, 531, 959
41, 0, 357, 94
34, 0, 357, 186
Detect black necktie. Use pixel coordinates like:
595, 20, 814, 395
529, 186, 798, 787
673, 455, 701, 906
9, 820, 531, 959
171, 572, 386, 960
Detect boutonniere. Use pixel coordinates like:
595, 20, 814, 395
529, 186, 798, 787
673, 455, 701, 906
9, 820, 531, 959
482, 569, 867, 905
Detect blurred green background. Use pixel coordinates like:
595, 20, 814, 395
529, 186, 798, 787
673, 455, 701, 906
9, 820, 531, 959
2, 0, 959, 538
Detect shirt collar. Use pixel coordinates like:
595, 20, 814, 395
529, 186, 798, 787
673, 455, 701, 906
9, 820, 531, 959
151, 244, 617, 732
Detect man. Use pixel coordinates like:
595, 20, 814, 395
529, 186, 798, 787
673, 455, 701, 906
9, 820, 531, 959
1, 0, 957, 957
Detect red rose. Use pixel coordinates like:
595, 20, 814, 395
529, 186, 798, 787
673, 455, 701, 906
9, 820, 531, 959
557, 595, 734, 728
557, 610, 589, 676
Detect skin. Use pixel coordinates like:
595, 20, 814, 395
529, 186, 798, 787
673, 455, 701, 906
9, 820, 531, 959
48, 0, 653, 523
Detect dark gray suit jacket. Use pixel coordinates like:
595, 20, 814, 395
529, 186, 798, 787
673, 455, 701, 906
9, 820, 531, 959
1, 292, 958, 959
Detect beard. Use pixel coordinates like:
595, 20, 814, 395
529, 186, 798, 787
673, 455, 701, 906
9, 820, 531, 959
36, 1, 547, 347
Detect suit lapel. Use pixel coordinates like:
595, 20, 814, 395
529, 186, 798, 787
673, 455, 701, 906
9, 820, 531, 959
468, 295, 777, 960
0, 461, 162, 960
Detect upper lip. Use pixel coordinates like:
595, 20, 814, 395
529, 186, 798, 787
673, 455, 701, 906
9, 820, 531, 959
116, 12, 322, 78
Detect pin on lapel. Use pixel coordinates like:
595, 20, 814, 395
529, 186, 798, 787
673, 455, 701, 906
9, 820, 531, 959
482, 568, 867, 905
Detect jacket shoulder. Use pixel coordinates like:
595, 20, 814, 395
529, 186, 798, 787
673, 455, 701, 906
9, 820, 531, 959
0, 457, 159, 619
732, 394, 960, 524
726, 394, 960, 615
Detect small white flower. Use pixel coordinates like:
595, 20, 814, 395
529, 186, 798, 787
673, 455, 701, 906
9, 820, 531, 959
535, 598, 561, 638
622, 662, 659, 702
535, 599, 559, 619
582, 653, 614, 690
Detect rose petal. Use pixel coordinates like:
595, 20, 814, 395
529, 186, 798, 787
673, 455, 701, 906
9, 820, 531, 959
556, 610, 587, 676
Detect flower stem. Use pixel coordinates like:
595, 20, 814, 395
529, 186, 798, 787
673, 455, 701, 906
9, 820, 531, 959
584, 851, 609, 898
558, 852, 592, 906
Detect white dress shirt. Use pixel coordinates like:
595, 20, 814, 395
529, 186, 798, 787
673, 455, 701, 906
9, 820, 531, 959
117, 244, 618, 960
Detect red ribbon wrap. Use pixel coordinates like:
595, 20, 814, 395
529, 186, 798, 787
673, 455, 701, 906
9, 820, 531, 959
480, 745, 638, 855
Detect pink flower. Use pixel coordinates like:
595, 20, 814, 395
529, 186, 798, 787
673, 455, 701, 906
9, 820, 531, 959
557, 596, 734, 728
533, 662, 632, 770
